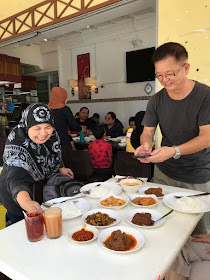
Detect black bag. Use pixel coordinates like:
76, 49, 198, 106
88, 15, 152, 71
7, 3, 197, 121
43, 173, 84, 202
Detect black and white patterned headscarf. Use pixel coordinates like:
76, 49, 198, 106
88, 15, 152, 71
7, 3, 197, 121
3, 103, 61, 181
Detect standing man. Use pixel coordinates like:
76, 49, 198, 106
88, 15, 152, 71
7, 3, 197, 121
135, 42, 210, 233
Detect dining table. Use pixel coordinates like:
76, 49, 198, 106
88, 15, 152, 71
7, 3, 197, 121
0, 181, 203, 280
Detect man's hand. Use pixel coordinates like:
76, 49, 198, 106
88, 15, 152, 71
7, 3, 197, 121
145, 146, 175, 163
192, 234, 210, 254
135, 142, 151, 163
59, 167, 74, 178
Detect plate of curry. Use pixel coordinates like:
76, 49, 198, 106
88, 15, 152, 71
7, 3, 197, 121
98, 226, 144, 253
98, 194, 128, 209
128, 194, 158, 208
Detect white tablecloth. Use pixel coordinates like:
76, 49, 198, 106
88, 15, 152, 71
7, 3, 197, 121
0, 182, 202, 280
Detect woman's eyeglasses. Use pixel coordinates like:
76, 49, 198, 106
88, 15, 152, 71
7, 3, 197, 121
105, 117, 111, 120
155, 63, 186, 80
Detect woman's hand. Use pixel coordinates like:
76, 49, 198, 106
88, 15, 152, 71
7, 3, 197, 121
23, 200, 43, 213
192, 234, 210, 254
17, 191, 43, 213
59, 167, 74, 178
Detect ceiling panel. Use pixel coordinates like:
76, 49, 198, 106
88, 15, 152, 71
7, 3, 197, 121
0, 0, 43, 21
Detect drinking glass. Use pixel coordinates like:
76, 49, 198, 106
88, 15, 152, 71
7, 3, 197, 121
44, 208, 62, 239
24, 211, 44, 242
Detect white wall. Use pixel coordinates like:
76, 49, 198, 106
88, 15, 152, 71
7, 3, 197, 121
58, 12, 156, 126
42, 51, 58, 71
67, 100, 149, 127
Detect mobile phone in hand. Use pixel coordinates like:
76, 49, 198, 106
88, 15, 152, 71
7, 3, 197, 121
132, 153, 151, 159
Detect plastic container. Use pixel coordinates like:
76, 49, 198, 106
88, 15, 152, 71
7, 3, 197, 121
7, 102, 15, 111
4, 102, 8, 110
80, 132, 85, 143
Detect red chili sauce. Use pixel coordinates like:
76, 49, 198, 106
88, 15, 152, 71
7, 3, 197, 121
72, 228, 94, 241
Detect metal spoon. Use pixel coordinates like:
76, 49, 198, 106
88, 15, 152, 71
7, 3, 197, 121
154, 209, 173, 223
174, 192, 210, 199
121, 190, 139, 206
42, 198, 78, 207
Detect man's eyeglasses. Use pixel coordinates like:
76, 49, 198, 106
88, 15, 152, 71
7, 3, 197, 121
155, 63, 186, 80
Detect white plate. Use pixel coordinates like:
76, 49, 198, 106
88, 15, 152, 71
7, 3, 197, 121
42, 197, 90, 220
139, 186, 168, 199
98, 226, 144, 253
110, 137, 124, 142
68, 225, 99, 244
125, 208, 165, 228
163, 192, 210, 214
97, 194, 128, 209
73, 137, 80, 142
82, 208, 121, 228
80, 182, 122, 198
128, 194, 158, 208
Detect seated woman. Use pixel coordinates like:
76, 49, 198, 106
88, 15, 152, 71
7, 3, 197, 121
104, 112, 123, 138
48, 87, 86, 150
130, 111, 145, 149
125, 111, 145, 153
166, 234, 210, 280
0, 103, 74, 224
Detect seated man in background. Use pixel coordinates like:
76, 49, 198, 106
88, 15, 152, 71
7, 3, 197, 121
166, 234, 210, 280
104, 112, 123, 138
88, 125, 114, 175
91, 113, 100, 124
76, 107, 97, 133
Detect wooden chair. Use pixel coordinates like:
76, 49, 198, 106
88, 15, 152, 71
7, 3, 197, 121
63, 149, 111, 183
114, 151, 152, 179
